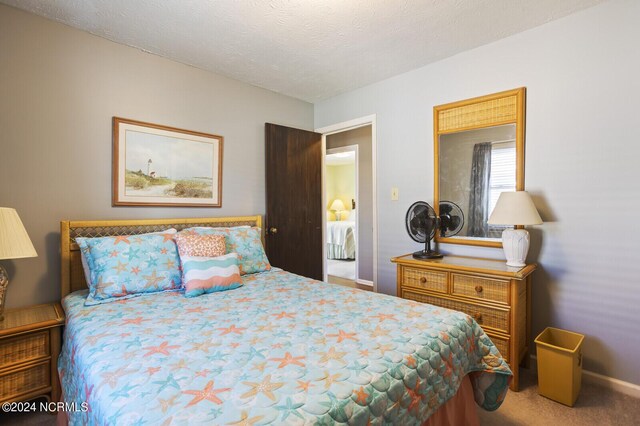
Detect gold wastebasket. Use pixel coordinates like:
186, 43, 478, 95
534, 327, 585, 406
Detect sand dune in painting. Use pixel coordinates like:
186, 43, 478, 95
125, 170, 213, 198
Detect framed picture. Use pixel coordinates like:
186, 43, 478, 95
112, 117, 223, 207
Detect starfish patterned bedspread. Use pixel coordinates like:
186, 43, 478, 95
59, 269, 511, 425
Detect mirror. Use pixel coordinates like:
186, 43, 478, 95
434, 88, 525, 248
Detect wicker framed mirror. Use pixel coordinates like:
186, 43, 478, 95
434, 88, 526, 248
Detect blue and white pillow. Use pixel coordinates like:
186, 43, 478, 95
76, 229, 181, 305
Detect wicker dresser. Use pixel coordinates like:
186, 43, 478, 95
391, 254, 536, 391
0, 303, 65, 403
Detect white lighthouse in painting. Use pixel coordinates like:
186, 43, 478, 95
147, 158, 152, 176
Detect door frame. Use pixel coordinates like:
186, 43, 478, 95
316, 115, 377, 292
325, 145, 359, 284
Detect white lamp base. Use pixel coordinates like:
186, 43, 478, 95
501, 228, 530, 268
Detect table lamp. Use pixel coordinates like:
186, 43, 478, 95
487, 191, 542, 267
329, 199, 346, 220
0, 208, 37, 321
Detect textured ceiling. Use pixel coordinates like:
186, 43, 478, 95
2, 0, 605, 102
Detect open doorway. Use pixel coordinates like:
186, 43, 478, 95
319, 119, 376, 292
325, 146, 358, 285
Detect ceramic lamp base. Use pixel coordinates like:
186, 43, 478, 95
0, 265, 8, 322
501, 228, 530, 268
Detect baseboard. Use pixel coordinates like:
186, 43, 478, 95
356, 279, 373, 287
582, 370, 640, 399
529, 355, 640, 399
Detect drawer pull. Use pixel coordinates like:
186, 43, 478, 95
473, 313, 483, 323
420, 277, 427, 284
475, 285, 483, 293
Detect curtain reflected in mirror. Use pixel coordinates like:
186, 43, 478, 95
468, 142, 491, 237
439, 124, 516, 240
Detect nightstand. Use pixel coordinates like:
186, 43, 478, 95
0, 303, 65, 403
392, 254, 536, 391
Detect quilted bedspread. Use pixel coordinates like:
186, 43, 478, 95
59, 269, 511, 425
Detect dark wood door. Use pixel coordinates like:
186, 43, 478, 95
265, 123, 323, 280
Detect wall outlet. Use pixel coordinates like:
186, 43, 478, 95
391, 187, 399, 201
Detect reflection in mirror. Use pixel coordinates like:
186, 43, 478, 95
439, 124, 516, 241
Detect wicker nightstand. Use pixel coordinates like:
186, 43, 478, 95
391, 255, 536, 391
0, 303, 65, 403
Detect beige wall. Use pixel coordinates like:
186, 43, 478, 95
327, 126, 374, 281
0, 5, 314, 308
326, 163, 355, 220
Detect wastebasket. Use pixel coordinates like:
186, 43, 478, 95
534, 327, 584, 406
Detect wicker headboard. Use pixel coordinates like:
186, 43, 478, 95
60, 216, 262, 299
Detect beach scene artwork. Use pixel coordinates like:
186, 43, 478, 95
114, 118, 222, 207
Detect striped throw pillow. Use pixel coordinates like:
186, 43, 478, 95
181, 253, 242, 298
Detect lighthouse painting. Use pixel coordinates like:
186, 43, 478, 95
113, 117, 223, 207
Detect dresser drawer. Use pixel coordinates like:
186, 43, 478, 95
0, 361, 50, 402
451, 274, 509, 304
0, 331, 49, 368
486, 333, 510, 364
402, 267, 448, 293
402, 290, 510, 334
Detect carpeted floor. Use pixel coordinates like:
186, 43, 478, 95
479, 368, 640, 425
2, 370, 638, 425
327, 258, 356, 280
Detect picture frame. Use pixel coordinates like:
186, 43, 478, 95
112, 117, 223, 207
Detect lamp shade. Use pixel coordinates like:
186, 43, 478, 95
0, 208, 37, 260
329, 199, 346, 211
487, 191, 543, 226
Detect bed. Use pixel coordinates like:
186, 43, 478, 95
58, 216, 511, 425
326, 220, 356, 260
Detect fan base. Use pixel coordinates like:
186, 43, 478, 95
412, 250, 443, 260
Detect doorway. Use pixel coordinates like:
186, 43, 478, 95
325, 145, 358, 286
317, 116, 377, 292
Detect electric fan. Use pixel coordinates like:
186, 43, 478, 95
439, 201, 464, 238
405, 201, 443, 259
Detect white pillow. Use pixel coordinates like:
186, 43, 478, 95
348, 209, 357, 221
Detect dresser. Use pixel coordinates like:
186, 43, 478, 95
0, 303, 65, 403
391, 254, 535, 391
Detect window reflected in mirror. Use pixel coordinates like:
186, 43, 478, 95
439, 124, 516, 241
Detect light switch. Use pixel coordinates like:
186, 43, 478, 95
391, 187, 399, 201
